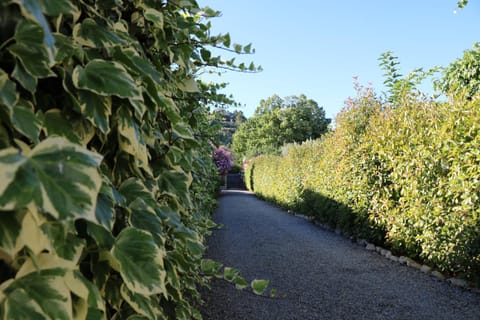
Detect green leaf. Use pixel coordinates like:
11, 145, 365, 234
0, 211, 22, 264
78, 90, 112, 134
72, 59, 142, 99
223, 267, 239, 282
178, 78, 199, 93
13, 0, 55, 62
200, 259, 222, 276
73, 18, 127, 48
53, 33, 75, 63
1, 267, 72, 319
38, 0, 79, 16
43, 109, 81, 143
94, 182, 116, 231
144, 8, 164, 28
113, 48, 162, 84
233, 43, 242, 53
234, 275, 248, 290
0, 69, 18, 110
86, 221, 115, 250
129, 198, 164, 238
12, 61, 37, 94
12, 101, 42, 143
251, 279, 269, 295
0, 137, 103, 222
117, 109, 150, 172
110, 228, 167, 295
40, 222, 85, 264
120, 285, 163, 319
8, 19, 55, 78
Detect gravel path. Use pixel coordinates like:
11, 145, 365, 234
199, 190, 480, 320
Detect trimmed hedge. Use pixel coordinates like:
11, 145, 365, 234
245, 87, 480, 284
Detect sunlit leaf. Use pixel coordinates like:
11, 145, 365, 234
0, 137, 103, 222
73, 18, 127, 48
72, 59, 142, 99
251, 279, 269, 295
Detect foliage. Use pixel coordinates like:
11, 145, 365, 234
245, 85, 480, 285
0, 0, 264, 319
436, 43, 480, 99
209, 109, 246, 147
232, 94, 331, 159
212, 147, 233, 175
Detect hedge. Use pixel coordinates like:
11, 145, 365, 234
245, 87, 480, 285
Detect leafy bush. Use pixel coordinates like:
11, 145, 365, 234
245, 86, 480, 284
0, 0, 257, 318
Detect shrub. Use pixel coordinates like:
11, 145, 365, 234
246, 87, 480, 284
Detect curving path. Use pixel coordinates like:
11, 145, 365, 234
199, 190, 480, 320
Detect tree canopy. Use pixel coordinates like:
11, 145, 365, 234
232, 94, 331, 159
210, 109, 246, 146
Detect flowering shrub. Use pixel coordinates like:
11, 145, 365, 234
213, 147, 234, 174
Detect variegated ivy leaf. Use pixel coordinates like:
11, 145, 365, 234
0, 69, 18, 111
12, 101, 42, 143
251, 279, 270, 295
73, 18, 127, 48
120, 284, 164, 320
8, 19, 55, 78
40, 222, 85, 264
1, 253, 105, 320
0, 137, 103, 222
117, 108, 150, 173
12, 61, 37, 94
144, 8, 164, 29
78, 90, 112, 134
12, 0, 56, 64
110, 228, 167, 296
72, 59, 142, 99
0, 211, 22, 264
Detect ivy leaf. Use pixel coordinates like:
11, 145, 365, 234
8, 19, 55, 78
43, 109, 81, 144
73, 18, 127, 48
40, 222, 85, 264
144, 8, 164, 29
120, 284, 163, 319
12, 61, 37, 94
110, 228, 167, 296
53, 33, 75, 63
0, 211, 22, 264
0, 137, 103, 222
12, 101, 42, 143
251, 279, 269, 295
72, 59, 142, 99
78, 90, 112, 134
118, 108, 150, 172
223, 267, 239, 282
38, 0, 79, 16
13, 0, 55, 63
0, 69, 18, 111
235, 275, 248, 290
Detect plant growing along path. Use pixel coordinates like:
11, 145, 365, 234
200, 190, 480, 320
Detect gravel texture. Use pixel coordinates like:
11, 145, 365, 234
199, 190, 480, 320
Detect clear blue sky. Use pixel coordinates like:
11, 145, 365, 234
197, 0, 480, 120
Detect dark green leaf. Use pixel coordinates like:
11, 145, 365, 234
0, 70, 18, 110
12, 101, 42, 143
78, 90, 111, 134
12, 61, 37, 94
8, 19, 55, 78
73, 59, 142, 99
73, 18, 127, 48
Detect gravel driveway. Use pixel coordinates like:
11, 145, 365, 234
199, 190, 480, 320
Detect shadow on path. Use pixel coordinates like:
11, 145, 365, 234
200, 190, 480, 320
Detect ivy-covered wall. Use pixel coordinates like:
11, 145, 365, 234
246, 86, 480, 285
0, 0, 255, 319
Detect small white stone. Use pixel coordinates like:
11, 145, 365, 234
407, 260, 421, 269
388, 255, 399, 262
398, 256, 410, 265
447, 278, 469, 288
420, 265, 432, 274
431, 271, 445, 280
366, 243, 376, 251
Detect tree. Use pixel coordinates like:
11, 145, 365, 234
435, 43, 480, 99
232, 94, 331, 158
210, 109, 246, 146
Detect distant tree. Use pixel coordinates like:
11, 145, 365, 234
232, 94, 331, 158
210, 109, 246, 146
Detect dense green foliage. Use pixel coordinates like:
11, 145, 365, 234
210, 109, 246, 147
245, 85, 480, 285
0, 0, 264, 319
436, 43, 480, 99
232, 94, 331, 159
